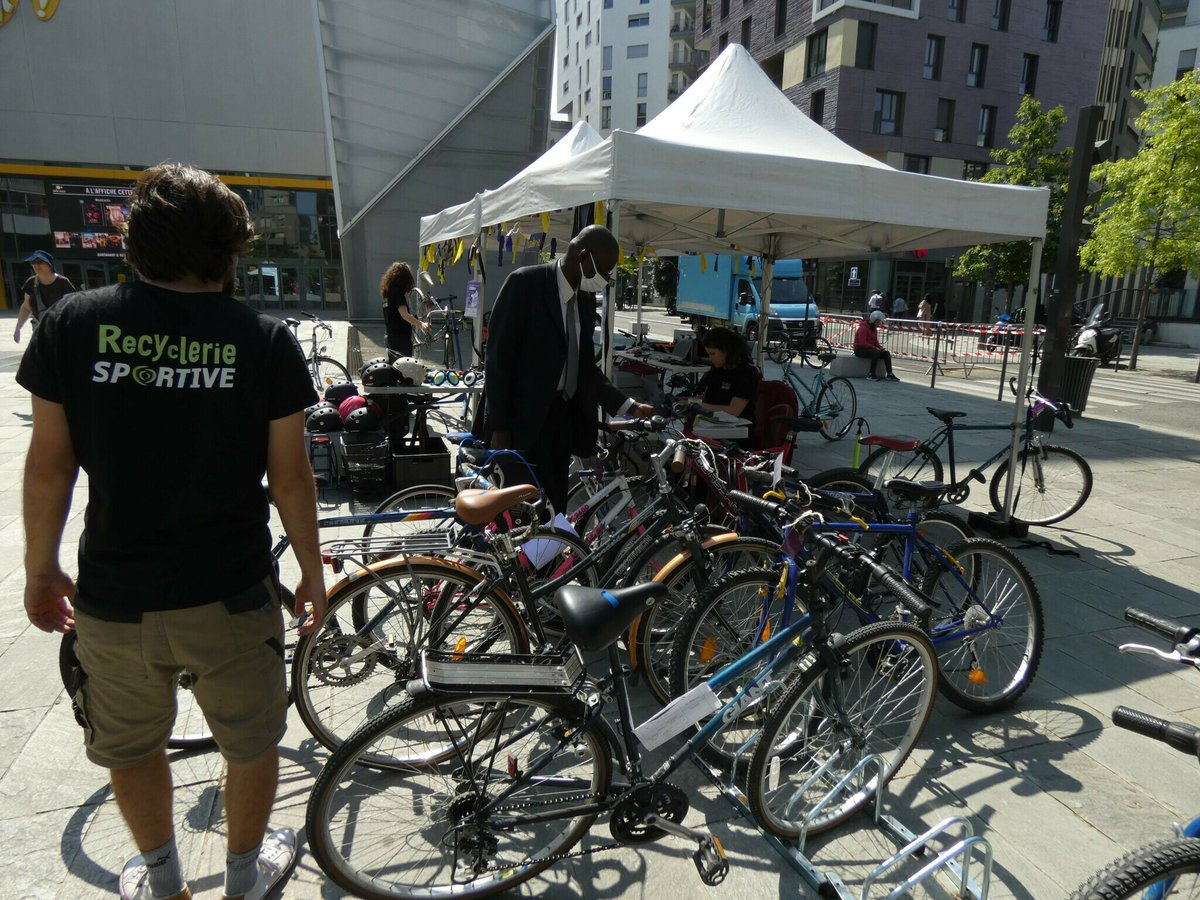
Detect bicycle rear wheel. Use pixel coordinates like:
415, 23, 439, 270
920, 538, 1043, 713
814, 376, 857, 441
307, 692, 610, 899
311, 355, 352, 392
989, 444, 1092, 526
747, 621, 937, 839
858, 443, 944, 489
801, 337, 835, 369
1070, 836, 1200, 900
363, 483, 458, 549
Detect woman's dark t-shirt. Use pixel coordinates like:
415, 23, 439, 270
16, 282, 317, 619
384, 283, 414, 353
698, 362, 758, 423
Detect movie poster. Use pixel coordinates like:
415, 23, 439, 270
47, 182, 133, 260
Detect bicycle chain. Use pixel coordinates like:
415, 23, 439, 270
468, 790, 628, 872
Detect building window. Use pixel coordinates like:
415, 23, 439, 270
721, 0, 730, 17
628, 43, 649, 58
967, 43, 988, 87
628, 13, 649, 27
564, 54, 570, 69
1020, 53, 1038, 95
702, 0, 712, 30
963, 160, 988, 179
856, 22, 877, 69
1043, 0, 1060, 41
935, 97, 955, 141
991, 0, 1008, 30
948, 0, 965, 21
601, 106, 611, 129
741, 16, 752, 48
636, 102, 648, 126
585, 30, 592, 46
563, 80, 569, 93
806, 29, 827, 78
719, 31, 729, 50
904, 155, 931, 173
637, 72, 648, 97
585, 88, 592, 103
977, 105, 997, 147
923, 35, 944, 79
810, 88, 826, 125
603, 0, 612, 7
602, 75, 612, 100
1178, 48, 1197, 80
775, 0, 787, 36
874, 89, 904, 135
603, 45, 612, 69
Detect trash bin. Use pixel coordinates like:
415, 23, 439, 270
1060, 354, 1100, 414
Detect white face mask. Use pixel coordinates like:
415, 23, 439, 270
578, 250, 611, 293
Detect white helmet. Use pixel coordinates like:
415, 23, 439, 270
869, 310, 887, 325
391, 356, 429, 386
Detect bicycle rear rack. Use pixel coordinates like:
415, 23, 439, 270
319, 531, 455, 561
696, 746, 993, 898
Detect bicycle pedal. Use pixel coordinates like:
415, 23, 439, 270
693, 834, 729, 886
969, 469, 986, 484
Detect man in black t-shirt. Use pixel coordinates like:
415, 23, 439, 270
18, 163, 324, 900
14, 250, 76, 343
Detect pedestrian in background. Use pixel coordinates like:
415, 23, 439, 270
891, 294, 908, 317
18, 162, 326, 900
380, 261, 429, 359
14, 250, 75, 343
917, 293, 934, 321
854, 309, 899, 381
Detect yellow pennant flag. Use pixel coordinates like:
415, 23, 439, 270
617, 244, 626, 265
511, 234, 520, 264
541, 211, 550, 233
749, 257, 757, 276
452, 238, 464, 264
645, 245, 656, 258
699, 254, 707, 273
733, 256, 740, 274
594, 200, 605, 223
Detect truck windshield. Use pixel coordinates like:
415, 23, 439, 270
753, 276, 810, 304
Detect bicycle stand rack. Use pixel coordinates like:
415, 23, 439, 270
694, 748, 993, 899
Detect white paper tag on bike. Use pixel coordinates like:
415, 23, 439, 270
633, 682, 722, 751
773, 452, 784, 488
523, 516, 578, 569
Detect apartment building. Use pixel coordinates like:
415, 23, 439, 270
555, 0, 700, 134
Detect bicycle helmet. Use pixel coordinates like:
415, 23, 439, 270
304, 401, 331, 419
391, 357, 427, 386
338, 395, 367, 420
323, 381, 358, 404
362, 361, 401, 388
869, 310, 887, 325
305, 406, 343, 433
343, 405, 381, 432
359, 357, 389, 378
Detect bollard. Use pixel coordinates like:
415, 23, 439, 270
930, 325, 942, 389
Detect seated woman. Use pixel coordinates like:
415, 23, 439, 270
853, 310, 899, 381
688, 326, 758, 424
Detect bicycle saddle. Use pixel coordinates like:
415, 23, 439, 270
862, 434, 922, 451
926, 407, 967, 422
557, 583, 668, 653
455, 484, 538, 525
818, 352, 837, 363
885, 478, 947, 502
284, 317, 300, 328
458, 446, 490, 467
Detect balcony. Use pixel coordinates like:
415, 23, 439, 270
668, 87, 682, 100
671, 0, 694, 7
669, 51, 695, 70
670, 23, 695, 45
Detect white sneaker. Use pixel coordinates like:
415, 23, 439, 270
119, 855, 191, 900
225, 828, 298, 900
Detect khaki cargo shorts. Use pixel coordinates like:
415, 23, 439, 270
72, 578, 287, 769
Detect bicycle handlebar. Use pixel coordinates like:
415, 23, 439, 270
1008, 378, 1075, 429
1125, 607, 1200, 645
1112, 706, 1200, 757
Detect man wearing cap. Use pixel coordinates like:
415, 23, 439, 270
15, 250, 76, 343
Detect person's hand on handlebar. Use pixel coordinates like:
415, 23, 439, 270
628, 401, 655, 418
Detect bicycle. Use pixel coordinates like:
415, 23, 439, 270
1071, 607, 1200, 899
780, 350, 857, 441
767, 333, 835, 368
284, 311, 352, 391
414, 293, 467, 369
856, 382, 1093, 526
304, 528, 938, 899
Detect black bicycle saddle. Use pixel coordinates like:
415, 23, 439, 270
557, 583, 668, 652
926, 407, 967, 422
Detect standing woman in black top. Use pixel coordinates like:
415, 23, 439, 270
379, 262, 428, 359
689, 325, 758, 422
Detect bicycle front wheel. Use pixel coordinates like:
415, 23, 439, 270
311, 355, 352, 392
801, 337, 835, 369
364, 484, 459, 552
307, 692, 610, 899
858, 443, 944, 488
292, 559, 528, 755
814, 376, 857, 441
920, 538, 1043, 713
1071, 836, 1200, 900
747, 621, 937, 839
989, 444, 1092, 526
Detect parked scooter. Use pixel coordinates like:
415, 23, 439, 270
1071, 302, 1123, 366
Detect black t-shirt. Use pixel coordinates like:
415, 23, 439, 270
23, 274, 75, 315
698, 363, 758, 423
383, 283, 413, 350
17, 282, 318, 618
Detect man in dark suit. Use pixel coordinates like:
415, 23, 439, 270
484, 225, 654, 511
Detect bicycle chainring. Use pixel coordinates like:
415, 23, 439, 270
946, 483, 972, 504
309, 633, 379, 686
608, 782, 690, 844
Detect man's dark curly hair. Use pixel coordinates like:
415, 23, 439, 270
123, 162, 254, 284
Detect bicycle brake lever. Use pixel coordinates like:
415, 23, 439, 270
1118, 642, 1200, 667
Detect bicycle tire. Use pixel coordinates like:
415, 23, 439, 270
291, 558, 528, 757
989, 444, 1093, 526
307, 691, 610, 899
627, 534, 779, 705
747, 620, 937, 839
920, 538, 1043, 713
801, 337, 835, 370
363, 483, 458, 545
311, 355, 352, 392
59, 631, 216, 751
1070, 836, 1200, 900
814, 376, 857, 441
858, 443, 944, 488
767, 338, 791, 365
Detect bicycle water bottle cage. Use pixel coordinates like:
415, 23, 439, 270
927, 408, 967, 422
862, 434, 922, 452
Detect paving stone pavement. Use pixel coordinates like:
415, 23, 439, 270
1, 309, 1199, 899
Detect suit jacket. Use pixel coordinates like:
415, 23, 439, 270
482, 263, 627, 455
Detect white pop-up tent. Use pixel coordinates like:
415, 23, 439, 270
420, 43, 1053, 523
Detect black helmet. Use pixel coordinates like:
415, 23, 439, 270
362, 362, 400, 388
323, 381, 358, 405
359, 356, 389, 378
305, 406, 343, 433
343, 405, 381, 432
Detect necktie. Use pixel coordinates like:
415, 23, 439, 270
564, 293, 579, 398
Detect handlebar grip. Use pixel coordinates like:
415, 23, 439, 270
729, 490, 784, 519
1125, 607, 1199, 644
1112, 706, 1200, 756
1057, 402, 1075, 429
872, 568, 933, 627
671, 444, 688, 474
743, 467, 774, 485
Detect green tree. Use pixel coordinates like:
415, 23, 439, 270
954, 97, 1072, 315
1080, 70, 1200, 369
